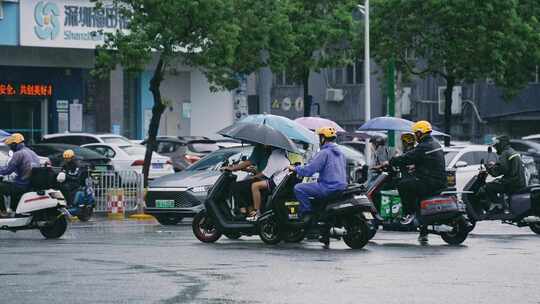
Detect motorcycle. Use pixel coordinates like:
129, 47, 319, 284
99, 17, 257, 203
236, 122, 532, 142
0, 167, 70, 239
192, 169, 377, 249
366, 165, 472, 245
57, 172, 95, 222
463, 149, 540, 234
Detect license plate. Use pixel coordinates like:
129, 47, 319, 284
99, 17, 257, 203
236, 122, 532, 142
156, 200, 175, 208
152, 163, 164, 169
363, 212, 374, 220
94, 165, 108, 172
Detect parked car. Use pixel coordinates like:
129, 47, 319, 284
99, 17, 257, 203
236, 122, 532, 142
82, 143, 174, 180
444, 144, 539, 191
29, 143, 114, 172
145, 146, 253, 225
41, 133, 133, 146
142, 137, 220, 172
522, 134, 540, 143
509, 139, 540, 173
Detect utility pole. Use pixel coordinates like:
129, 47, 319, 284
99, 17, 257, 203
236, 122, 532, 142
387, 59, 396, 148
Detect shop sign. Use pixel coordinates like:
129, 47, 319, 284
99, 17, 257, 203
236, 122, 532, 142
21, 0, 129, 49
0, 82, 53, 97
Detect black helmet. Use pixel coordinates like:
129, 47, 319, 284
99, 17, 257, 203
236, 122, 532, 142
492, 135, 510, 154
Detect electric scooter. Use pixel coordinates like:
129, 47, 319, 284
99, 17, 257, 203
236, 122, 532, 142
463, 148, 540, 234
192, 169, 377, 249
0, 167, 70, 239
57, 172, 95, 222
366, 166, 472, 245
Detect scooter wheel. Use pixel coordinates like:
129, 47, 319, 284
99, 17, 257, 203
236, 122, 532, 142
77, 206, 93, 222
258, 216, 282, 245
192, 211, 222, 243
367, 220, 378, 240
529, 223, 540, 235
441, 218, 469, 245
343, 215, 369, 249
40, 213, 68, 239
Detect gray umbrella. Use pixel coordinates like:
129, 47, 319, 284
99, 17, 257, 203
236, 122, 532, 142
218, 123, 299, 153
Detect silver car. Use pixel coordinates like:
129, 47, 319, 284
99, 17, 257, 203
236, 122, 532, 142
145, 146, 253, 225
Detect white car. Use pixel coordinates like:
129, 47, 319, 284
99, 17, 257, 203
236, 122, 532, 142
82, 143, 174, 180
0, 144, 50, 167
444, 144, 538, 192
444, 145, 496, 192
42, 133, 134, 146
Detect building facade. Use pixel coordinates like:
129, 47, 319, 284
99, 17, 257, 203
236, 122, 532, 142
0, 0, 234, 142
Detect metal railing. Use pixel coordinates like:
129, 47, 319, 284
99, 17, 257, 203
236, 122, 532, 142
90, 170, 144, 213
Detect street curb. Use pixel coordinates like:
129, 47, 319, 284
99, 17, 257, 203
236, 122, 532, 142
128, 214, 156, 220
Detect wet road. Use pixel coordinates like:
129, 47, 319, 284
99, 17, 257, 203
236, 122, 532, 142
1, 218, 539, 304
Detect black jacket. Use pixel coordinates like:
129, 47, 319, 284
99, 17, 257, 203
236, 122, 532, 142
390, 135, 447, 190
487, 146, 526, 190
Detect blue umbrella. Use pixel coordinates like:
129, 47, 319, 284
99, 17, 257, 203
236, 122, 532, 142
0, 129, 10, 141
358, 116, 449, 137
239, 114, 316, 144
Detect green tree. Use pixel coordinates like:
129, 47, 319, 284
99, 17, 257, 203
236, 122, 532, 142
93, 0, 291, 185
370, 0, 540, 145
285, 0, 360, 117
94, 0, 241, 186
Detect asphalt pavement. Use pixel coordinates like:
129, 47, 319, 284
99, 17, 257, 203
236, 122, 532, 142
1, 217, 539, 304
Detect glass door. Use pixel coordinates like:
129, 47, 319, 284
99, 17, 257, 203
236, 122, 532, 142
0, 97, 45, 144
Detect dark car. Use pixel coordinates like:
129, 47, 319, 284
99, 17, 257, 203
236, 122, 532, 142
143, 137, 220, 172
30, 143, 114, 172
145, 146, 253, 225
509, 139, 540, 173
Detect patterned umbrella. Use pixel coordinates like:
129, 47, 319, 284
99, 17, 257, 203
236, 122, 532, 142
294, 117, 346, 132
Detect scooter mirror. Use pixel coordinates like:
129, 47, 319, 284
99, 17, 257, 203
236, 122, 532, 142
487, 146, 493, 154
480, 159, 484, 165
241, 156, 247, 161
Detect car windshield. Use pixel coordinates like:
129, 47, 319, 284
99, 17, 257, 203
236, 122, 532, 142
188, 142, 220, 153
101, 136, 132, 145
120, 145, 147, 156
444, 151, 458, 166
187, 146, 253, 171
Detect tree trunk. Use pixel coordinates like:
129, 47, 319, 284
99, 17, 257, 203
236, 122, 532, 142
302, 69, 311, 117
143, 58, 166, 187
443, 76, 455, 147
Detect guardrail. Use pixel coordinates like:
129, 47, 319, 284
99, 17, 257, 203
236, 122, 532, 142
89, 170, 144, 213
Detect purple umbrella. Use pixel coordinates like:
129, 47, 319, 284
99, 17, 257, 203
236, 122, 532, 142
294, 117, 346, 132
358, 116, 449, 137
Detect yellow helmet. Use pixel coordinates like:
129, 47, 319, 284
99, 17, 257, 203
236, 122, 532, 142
412, 120, 432, 134
4, 133, 25, 145
317, 127, 337, 138
401, 133, 416, 145
63, 149, 75, 160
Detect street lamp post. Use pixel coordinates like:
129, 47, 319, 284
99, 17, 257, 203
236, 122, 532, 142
358, 0, 371, 164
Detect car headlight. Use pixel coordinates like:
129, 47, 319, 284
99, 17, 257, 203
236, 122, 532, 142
190, 185, 212, 193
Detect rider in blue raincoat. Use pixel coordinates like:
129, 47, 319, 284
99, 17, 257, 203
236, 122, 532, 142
290, 127, 347, 223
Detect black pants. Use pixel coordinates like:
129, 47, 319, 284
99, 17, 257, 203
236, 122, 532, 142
231, 177, 262, 209
477, 179, 516, 210
397, 176, 442, 215
0, 181, 29, 212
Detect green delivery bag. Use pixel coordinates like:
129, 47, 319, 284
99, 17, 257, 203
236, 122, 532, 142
380, 190, 403, 220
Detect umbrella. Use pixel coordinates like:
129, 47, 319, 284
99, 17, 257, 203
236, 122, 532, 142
218, 123, 299, 153
239, 114, 315, 144
0, 129, 10, 141
294, 117, 346, 132
358, 116, 449, 137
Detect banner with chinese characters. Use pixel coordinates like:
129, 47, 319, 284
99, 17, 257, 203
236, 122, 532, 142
20, 0, 129, 49
0, 82, 53, 97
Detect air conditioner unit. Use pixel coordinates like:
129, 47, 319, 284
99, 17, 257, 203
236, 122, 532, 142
326, 88, 344, 102
400, 87, 412, 115
438, 86, 462, 115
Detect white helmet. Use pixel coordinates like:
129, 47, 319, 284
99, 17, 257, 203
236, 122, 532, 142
56, 172, 66, 183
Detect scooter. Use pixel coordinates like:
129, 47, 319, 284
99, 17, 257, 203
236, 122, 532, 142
366, 166, 472, 245
0, 167, 70, 239
57, 172, 95, 222
463, 149, 540, 234
192, 169, 377, 249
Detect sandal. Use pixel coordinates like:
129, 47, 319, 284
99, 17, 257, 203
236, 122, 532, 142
246, 210, 259, 222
